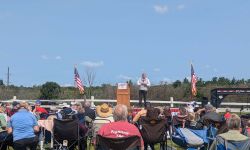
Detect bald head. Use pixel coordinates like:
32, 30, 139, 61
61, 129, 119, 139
113, 104, 128, 122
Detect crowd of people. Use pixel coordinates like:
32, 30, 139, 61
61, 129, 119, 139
0, 99, 250, 150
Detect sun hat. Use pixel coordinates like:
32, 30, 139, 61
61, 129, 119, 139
96, 103, 113, 118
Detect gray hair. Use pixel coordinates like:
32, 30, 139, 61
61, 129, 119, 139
204, 104, 214, 113
228, 114, 241, 130
113, 104, 128, 122
225, 107, 231, 112
85, 101, 91, 108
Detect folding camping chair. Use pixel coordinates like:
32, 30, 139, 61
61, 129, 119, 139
96, 135, 141, 150
138, 117, 168, 150
214, 136, 250, 150
171, 127, 208, 150
53, 118, 81, 150
88, 118, 112, 149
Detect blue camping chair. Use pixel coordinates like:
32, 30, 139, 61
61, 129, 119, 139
215, 136, 250, 150
172, 127, 208, 150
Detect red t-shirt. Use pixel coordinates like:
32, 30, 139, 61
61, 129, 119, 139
35, 106, 48, 114
98, 121, 144, 146
224, 112, 231, 120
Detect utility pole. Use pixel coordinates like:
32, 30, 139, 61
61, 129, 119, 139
7, 67, 10, 86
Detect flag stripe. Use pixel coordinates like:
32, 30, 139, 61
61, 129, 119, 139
74, 67, 84, 94
191, 64, 198, 97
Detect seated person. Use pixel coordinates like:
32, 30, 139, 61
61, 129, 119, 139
32, 100, 48, 119
83, 101, 96, 121
7, 101, 39, 150
0, 106, 12, 150
98, 104, 144, 150
224, 107, 231, 121
140, 107, 162, 150
186, 112, 203, 130
132, 102, 151, 123
210, 114, 250, 150
92, 103, 114, 144
172, 107, 188, 128
243, 120, 250, 137
198, 104, 222, 127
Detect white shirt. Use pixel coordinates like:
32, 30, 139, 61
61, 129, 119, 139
137, 77, 151, 91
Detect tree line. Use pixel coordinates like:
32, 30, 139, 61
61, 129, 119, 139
1, 77, 250, 103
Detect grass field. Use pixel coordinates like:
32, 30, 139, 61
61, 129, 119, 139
7, 140, 185, 150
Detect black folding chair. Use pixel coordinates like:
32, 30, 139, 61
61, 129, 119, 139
96, 135, 141, 150
138, 117, 168, 150
53, 118, 81, 150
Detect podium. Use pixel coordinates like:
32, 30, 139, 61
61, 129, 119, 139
116, 83, 130, 107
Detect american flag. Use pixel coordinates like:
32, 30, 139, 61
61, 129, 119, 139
74, 67, 84, 94
191, 64, 198, 97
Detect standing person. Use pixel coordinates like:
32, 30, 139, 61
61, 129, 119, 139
137, 73, 151, 108
7, 101, 39, 150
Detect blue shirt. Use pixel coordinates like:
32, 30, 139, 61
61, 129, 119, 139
8, 108, 38, 141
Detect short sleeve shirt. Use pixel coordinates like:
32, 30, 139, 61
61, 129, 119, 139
8, 108, 38, 141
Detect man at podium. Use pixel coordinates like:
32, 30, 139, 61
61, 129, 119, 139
137, 73, 151, 107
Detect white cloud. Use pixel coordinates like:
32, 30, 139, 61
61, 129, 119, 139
154, 4, 168, 14
118, 75, 133, 80
153, 68, 161, 72
81, 61, 104, 68
177, 4, 185, 10
55, 56, 62, 60
61, 83, 73, 87
41, 55, 48, 60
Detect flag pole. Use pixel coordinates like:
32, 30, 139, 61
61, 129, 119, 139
190, 61, 193, 101
73, 65, 77, 102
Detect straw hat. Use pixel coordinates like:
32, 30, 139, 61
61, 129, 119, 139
96, 103, 113, 118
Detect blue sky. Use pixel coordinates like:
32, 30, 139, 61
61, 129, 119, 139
0, 0, 250, 87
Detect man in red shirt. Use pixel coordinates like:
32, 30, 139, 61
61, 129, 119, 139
98, 104, 144, 149
32, 100, 48, 119
224, 107, 231, 121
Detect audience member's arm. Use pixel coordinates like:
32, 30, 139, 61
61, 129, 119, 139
33, 125, 40, 133
32, 114, 40, 133
7, 119, 12, 134
196, 108, 205, 115
7, 127, 12, 134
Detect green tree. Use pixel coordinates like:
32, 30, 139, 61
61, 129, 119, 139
0, 79, 4, 86
212, 77, 218, 84
197, 78, 205, 87
231, 77, 236, 85
173, 80, 182, 88
183, 78, 189, 84
40, 82, 61, 99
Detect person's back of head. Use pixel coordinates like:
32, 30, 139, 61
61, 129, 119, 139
163, 106, 171, 117
19, 101, 28, 110
146, 107, 160, 120
179, 106, 187, 116
228, 114, 241, 130
225, 107, 231, 113
113, 104, 128, 122
205, 104, 214, 113
84, 101, 91, 108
